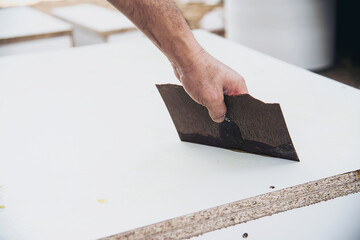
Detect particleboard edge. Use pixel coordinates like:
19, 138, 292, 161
51, 14, 137, 39
100, 170, 360, 240
0, 30, 73, 45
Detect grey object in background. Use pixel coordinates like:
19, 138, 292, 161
225, 0, 336, 70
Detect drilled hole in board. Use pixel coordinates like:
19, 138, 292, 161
242, 233, 248, 238
269, 186, 275, 189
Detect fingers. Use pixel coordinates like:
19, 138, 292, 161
204, 74, 247, 123
201, 72, 247, 123
223, 73, 248, 96
207, 101, 227, 123
175, 52, 248, 123
202, 92, 227, 123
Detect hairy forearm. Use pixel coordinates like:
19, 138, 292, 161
107, 0, 202, 67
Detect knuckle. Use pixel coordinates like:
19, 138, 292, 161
201, 91, 223, 106
211, 113, 226, 123
212, 110, 226, 119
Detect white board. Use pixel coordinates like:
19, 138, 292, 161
0, 7, 72, 40
0, 36, 73, 56
0, 7, 73, 56
52, 4, 135, 33
0, 30, 359, 240
52, 4, 137, 46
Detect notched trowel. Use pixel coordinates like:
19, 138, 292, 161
156, 84, 299, 161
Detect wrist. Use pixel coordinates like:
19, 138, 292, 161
168, 33, 204, 69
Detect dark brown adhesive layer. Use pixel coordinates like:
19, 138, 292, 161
156, 84, 299, 161
100, 170, 360, 240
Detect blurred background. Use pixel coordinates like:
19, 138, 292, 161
0, 0, 359, 88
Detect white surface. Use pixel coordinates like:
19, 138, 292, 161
0, 0, 61, 8
0, 36, 72, 56
52, 4, 137, 46
196, 193, 360, 240
0, 7, 72, 56
0, 7, 72, 40
225, 0, 336, 70
0, 30, 359, 240
199, 7, 224, 32
52, 4, 135, 33
71, 27, 142, 46
179, 0, 222, 5
108, 30, 144, 43
71, 27, 106, 46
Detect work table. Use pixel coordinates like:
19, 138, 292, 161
0, 30, 359, 240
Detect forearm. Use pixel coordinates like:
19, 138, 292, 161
107, 0, 202, 68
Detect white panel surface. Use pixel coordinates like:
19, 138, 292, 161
71, 27, 106, 46
52, 4, 135, 33
0, 7, 72, 39
108, 30, 144, 43
0, 36, 72, 56
0, 31, 359, 240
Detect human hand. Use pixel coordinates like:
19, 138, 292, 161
107, 0, 247, 122
171, 49, 248, 123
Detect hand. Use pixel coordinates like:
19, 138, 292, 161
107, 0, 247, 122
172, 49, 248, 123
